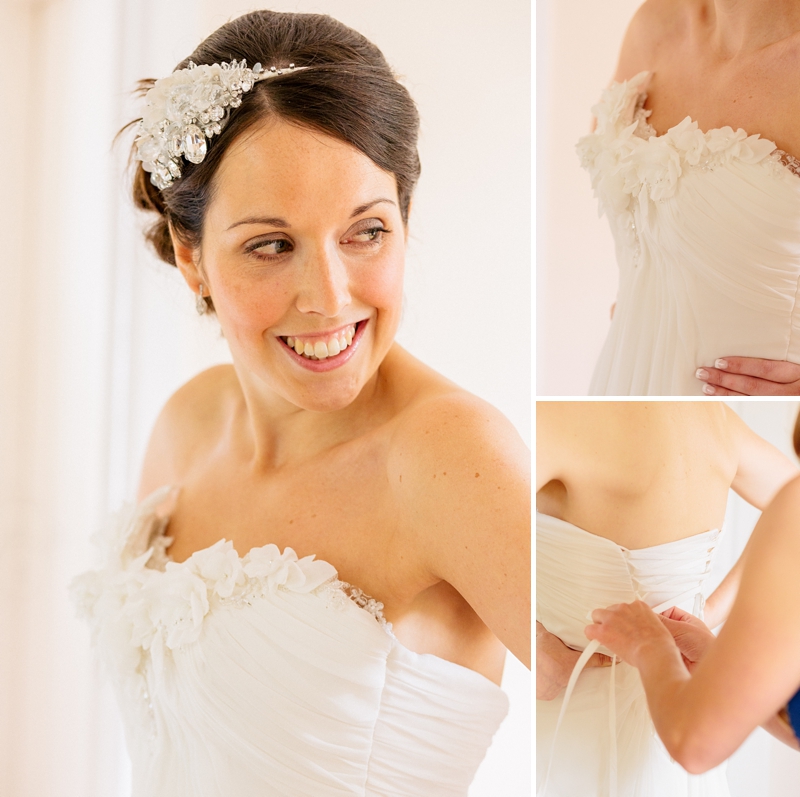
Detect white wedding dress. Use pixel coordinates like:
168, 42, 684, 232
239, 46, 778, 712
577, 71, 800, 395
72, 487, 509, 797
536, 512, 730, 797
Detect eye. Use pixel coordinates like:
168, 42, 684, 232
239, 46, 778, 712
343, 222, 392, 246
245, 237, 293, 259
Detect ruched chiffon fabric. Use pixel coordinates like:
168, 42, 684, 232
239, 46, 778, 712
72, 488, 509, 797
536, 512, 730, 797
577, 71, 800, 395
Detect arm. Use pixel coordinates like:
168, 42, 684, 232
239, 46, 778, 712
394, 394, 531, 668
588, 476, 800, 772
703, 407, 799, 628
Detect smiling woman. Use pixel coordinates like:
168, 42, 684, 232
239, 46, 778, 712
68, 9, 530, 797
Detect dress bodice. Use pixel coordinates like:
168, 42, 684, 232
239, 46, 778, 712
536, 511, 720, 651
72, 487, 509, 797
536, 512, 729, 796
577, 71, 800, 396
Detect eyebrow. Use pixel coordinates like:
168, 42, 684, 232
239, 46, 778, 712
225, 198, 396, 231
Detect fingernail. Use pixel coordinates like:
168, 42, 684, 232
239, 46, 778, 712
703, 384, 716, 395
714, 359, 728, 370
695, 368, 709, 380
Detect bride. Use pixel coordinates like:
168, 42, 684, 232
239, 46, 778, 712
579, 0, 800, 396
72, 10, 530, 796
586, 410, 800, 771
536, 401, 797, 796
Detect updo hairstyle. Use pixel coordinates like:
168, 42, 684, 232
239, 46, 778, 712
131, 10, 421, 292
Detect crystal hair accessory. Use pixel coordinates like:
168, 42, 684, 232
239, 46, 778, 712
135, 60, 302, 190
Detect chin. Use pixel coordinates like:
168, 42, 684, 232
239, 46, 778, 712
289, 379, 368, 413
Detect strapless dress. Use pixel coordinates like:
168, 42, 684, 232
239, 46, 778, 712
536, 511, 730, 796
577, 71, 800, 395
71, 487, 510, 797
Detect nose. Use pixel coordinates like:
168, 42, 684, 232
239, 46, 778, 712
295, 244, 351, 318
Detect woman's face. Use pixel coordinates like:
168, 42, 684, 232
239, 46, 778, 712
182, 117, 406, 413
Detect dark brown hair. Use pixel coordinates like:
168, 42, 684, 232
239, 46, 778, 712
794, 409, 800, 458
130, 10, 420, 290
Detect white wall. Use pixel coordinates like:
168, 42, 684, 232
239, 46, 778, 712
0, 1, 530, 795
537, 0, 641, 395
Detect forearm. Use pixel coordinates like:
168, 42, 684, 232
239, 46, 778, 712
636, 642, 701, 765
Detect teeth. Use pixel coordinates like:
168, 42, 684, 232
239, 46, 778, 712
314, 340, 328, 359
284, 324, 358, 360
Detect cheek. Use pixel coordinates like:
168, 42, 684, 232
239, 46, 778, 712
212, 274, 291, 333
362, 255, 405, 312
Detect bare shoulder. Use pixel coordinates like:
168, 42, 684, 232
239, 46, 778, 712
386, 383, 530, 567
137, 364, 240, 501
388, 387, 529, 491
614, 0, 696, 82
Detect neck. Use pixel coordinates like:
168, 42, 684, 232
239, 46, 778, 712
708, 0, 800, 57
232, 346, 399, 471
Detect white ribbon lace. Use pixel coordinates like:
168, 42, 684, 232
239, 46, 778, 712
541, 587, 704, 797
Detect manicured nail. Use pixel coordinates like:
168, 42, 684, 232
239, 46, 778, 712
714, 359, 728, 370
703, 384, 716, 395
695, 368, 709, 380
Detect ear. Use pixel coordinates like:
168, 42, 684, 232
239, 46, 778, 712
169, 223, 204, 293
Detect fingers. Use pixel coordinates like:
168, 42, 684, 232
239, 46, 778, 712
714, 357, 800, 382
659, 606, 693, 622
695, 367, 770, 396
695, 358, 800, 396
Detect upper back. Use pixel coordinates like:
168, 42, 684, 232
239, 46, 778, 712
537, 402, 739, 548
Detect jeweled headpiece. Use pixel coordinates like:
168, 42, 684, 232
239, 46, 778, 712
135, 59, 302, 190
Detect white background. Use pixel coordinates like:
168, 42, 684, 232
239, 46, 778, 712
536, 0, 641, 396
0, 1, 530, 795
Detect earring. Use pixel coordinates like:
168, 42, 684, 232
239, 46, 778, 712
196, 284, 208, 315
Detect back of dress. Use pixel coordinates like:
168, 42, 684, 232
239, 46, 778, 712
536, 403, 735, 797
578, 72, 800, 396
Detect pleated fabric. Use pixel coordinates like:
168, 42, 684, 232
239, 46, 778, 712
72, 488, 509, 797
577, 71, 800, 396
536, 512, 730, 797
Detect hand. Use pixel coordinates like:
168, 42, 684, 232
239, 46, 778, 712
585, 600, 676, 669
658, 606, 716, 672
695, 358, 800, 396
536, 621, 612, 700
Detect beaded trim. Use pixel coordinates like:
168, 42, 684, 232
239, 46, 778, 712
776, 148, 800, 179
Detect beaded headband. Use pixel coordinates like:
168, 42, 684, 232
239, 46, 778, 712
135, 59, 304, 190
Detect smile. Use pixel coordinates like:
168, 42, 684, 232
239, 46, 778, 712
277, 320, 368, 370
281, 323, 357, 360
